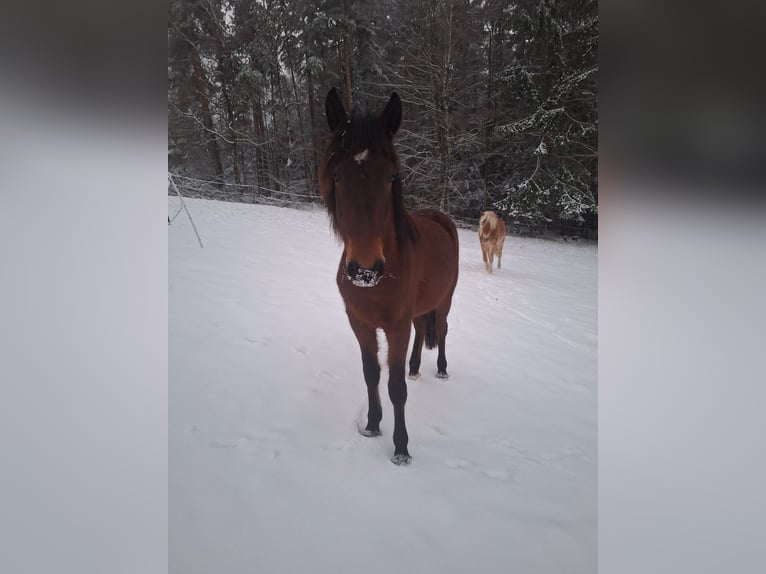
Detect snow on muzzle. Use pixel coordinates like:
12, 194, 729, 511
346, 259, 385, 287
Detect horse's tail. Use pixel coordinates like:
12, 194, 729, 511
424, 311, 438, 350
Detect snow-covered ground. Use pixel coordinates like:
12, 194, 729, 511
169, 198, 597, 574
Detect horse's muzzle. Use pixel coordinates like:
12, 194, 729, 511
347, 259, 385, 287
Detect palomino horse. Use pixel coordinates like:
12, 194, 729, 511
319, 89, 460, 465
479, 211, 505, 273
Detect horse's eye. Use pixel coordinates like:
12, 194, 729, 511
388, 175, 397, 183
332, 173, 341, 182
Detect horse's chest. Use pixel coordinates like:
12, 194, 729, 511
338, 281, 408, 327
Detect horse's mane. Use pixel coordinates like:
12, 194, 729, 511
322, 105, 419, 249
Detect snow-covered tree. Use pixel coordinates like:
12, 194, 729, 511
167, 0, 598, 237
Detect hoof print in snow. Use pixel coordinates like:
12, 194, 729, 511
359, 428, 382, 437
436, 370, 449, 379
407, 372, 421, 380
391, 454, 412, 465
209, 439, 238, 449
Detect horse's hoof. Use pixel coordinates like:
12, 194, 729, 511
391, 453, 412, 465
407, 372, 420, 380
359, 428, 381, 437
436, 370, 449, 379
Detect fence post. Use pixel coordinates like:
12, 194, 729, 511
168, 174, 204, 248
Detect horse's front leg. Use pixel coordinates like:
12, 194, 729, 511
487, 245, 495, 274
347, 312, 381, 436
384, 319, 412, 465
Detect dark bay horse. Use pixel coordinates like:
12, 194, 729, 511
319, 89, 460, 465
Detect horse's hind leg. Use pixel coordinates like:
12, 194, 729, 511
497, 239, 505, 269
408, 315, 427, 380
435, 301, 453, 379
347, 312, 382, 436
436, 323, 449, 379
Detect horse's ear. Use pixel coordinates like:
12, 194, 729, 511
325, 88, 347, 133
380, 92, 402, 137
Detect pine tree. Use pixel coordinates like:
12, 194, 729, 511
493, 0, 598, 235
167, 0, 598, 237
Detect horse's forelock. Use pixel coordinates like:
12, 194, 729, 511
480, 211, 497, 231
480, 213, 499, 241
335, 107, 396, 161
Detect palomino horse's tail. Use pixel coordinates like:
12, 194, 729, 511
424, 310, 438, 350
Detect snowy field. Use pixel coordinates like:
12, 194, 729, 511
169, 198, 597, 574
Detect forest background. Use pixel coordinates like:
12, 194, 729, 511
168, 0, 598, 237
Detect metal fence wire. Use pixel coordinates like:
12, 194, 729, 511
169, 173, 597, 240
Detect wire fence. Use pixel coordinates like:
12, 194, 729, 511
169, 173, 597, 240
170, 173, 322, 209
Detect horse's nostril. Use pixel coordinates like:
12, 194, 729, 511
347, 261, 360, 277
372, 259, 385, 276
